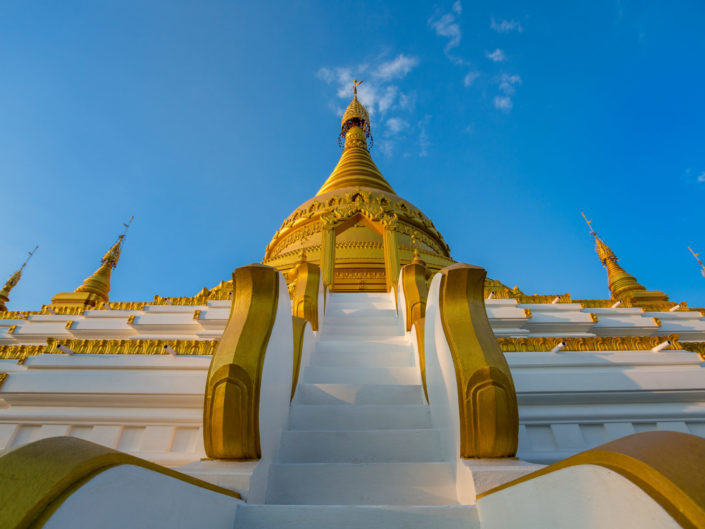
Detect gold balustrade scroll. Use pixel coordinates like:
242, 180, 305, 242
203, 263, 279, 460
438, 263, 519, 458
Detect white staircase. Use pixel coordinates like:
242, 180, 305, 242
236, 292, 479, 528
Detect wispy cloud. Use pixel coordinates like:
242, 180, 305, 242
493, 96, 513, 111
490, 17, 523, 33
498, 73, 521, 94
428, 1, 463, 52
463, 71, 480, 87
485, 49, 507, 62
419, 115, 431, 157
376, 55, 420, 80
492, 73, 522, 112
698, 172, 705, 183
386, 117, 408, 134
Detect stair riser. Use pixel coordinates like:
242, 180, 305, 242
235, 505, 480, 529
310, 350, 415, 367
302, 366, 420, 385
288, 405, 432, 431
278, 430, 442, 463
295, 384, 426, 405
265, 463, 457, 505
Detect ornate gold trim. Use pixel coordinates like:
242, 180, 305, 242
292, 316, 306, 401
289, 257, 320, 331
438, 263, 519, 458
0, 436, 239, 529
0, 340, 219, 362
401, 256, 430, 400
498, 335, 682, 352
0, 372, 7, 389
203, 264, 279, 460
478, 431, 705, 529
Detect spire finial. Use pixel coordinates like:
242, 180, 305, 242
353, 79, 364, 96
581, 213, 668, 306
581, 211, 596, 237
688, 246, 705, 278
0, 245, 39, 311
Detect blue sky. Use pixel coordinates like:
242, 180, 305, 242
1, 1, 704, 309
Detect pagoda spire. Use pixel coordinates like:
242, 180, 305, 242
0, 246, 38, 311
582, 213, 668, 306
51, 217, 133, 309
316, 80, 395, 195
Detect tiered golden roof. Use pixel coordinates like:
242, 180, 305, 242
264, 82, 453, 292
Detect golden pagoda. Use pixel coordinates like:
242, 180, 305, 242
0, 246, 37, 312
50, 219, 132, 309
263, 81, 453, 292
582, 213, 669, 308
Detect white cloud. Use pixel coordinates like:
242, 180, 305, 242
428, 3, 462, 51
698, 172, 705, 183
375, 54, 419, 80
498, 73, 521, 94
490, 17, 523, 33
463, 71, 480, 87
485, 49, 507, 62
386, 117, 408, 134
493, 96, 513, 111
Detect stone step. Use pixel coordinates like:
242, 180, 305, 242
322, 324, 404, 337
288, 404, 432, 431
310, 349, 415, 367
265, 462, 457, 505
294, 384, 426, 405
322, 316, 401, 326
302, 366, 420, 385
325, 308, 399, 319
315, 336, 411, 354
235, 505, 480, 529
278, 429, 442, 463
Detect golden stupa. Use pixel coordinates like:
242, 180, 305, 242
263, 81, 454, 292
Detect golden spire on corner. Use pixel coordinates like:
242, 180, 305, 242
688, 246, 705, 278
0, 246, 38, 312
581, 212, 668, 307
51, 217, 133, 309
317, 80, 395, 196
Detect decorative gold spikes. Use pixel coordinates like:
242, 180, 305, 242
51, 218, 132, 310
0, 246, 38, 312
581, 213, 669, 307
438, 263, 519, 458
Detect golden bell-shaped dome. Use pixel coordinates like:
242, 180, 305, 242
263, 82, 454, 292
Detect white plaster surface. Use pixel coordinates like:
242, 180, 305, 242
247, 272, 295, 504
43, 464, 240, 529
477, 463, 681, 529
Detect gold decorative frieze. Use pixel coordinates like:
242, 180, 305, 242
497, 335, 682, 353
44, 338, 219, 356
97, 301, 148, 311
681, 342, 705, 359
575, 299, 634, 308
439, 263, 519, 458
40, 305, 85, 316
0, 311, 30, 320
515, 294, 571, 304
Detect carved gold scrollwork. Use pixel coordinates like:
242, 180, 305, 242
401, 256, 430, 400
291, 316, 306, 400
290, 258, 320, 331
438, 263, 519, 458
203, 264, 279, 460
